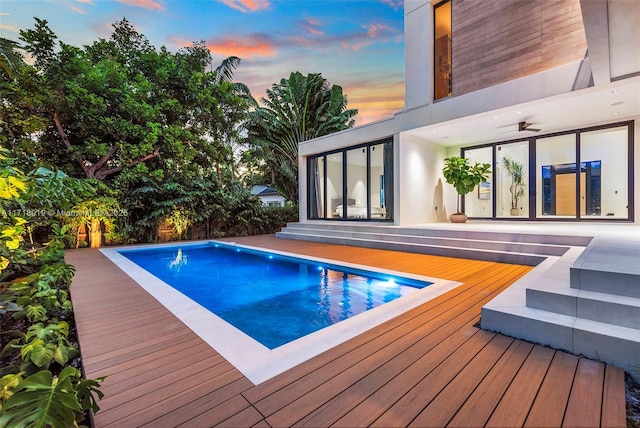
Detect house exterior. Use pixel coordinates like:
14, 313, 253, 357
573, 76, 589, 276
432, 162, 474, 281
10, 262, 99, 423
251, 185, 286, 207
299, 0, 639, 225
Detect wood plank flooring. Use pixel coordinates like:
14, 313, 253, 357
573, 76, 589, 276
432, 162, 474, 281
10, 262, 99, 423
67, 235, 626, 427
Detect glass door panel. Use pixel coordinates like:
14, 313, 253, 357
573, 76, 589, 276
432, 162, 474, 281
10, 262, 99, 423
308, 156, 325, 219
580, 126, 629, 219
464, 146, 493, 218
496, 141, 529, 218
369, 143, 387, 220
536, 134, 577, 218
325, 152, 343, 218
346, 147, 368, 219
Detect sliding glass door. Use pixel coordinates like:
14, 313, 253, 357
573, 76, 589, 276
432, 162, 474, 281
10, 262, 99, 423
460, 121, 632, 221
307, 138, 393, 221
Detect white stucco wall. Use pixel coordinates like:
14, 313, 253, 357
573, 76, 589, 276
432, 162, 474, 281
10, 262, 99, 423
397, 133, 449, 225
404, 0, 432, 110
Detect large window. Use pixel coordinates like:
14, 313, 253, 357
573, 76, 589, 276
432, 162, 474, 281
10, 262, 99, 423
580, 126, 629, 219
434, 0, 452, 100
308, 139, 393, 221
496, 141, 529, 218
464, 146, 493, 218
460, 121, 632, 221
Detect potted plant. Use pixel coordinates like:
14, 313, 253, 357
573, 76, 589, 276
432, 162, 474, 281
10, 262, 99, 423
502, 157, 526, 215
442, 156, 491, 223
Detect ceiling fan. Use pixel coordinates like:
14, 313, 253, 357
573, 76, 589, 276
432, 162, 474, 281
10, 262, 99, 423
518, 121, 541, 132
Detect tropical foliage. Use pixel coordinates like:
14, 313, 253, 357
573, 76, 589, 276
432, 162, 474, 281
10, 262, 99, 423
245, 71, 358, 203
442, 156, 492, 214
5, 18, 248, 183
502, 156, 526, 210
0, 149, 104, 426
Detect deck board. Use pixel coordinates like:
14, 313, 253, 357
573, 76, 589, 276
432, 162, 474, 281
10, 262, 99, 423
66, 234, 626, 427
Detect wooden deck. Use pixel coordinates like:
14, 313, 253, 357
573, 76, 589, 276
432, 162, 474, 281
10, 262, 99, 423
67, 235, 626, 427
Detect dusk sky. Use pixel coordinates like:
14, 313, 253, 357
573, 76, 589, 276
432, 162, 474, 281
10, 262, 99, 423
0, 0, 405, 125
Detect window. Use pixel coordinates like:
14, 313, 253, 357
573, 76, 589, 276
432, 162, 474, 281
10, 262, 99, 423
463, 146, 493, 218
434, 0, 452, 99
458, 121, 632, 221
308, 139, 394, 221
496, 141, 529, 218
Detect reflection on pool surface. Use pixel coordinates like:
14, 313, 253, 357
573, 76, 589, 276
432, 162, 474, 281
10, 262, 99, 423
119, 243, 431, 349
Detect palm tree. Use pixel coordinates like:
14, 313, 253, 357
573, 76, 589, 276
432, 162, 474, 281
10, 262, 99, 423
245, 72, 357, 203
0, 37, 23, 77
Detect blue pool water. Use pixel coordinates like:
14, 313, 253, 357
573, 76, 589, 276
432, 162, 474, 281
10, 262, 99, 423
119, 243, 431, 349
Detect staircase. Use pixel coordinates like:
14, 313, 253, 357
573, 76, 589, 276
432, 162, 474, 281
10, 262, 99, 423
482, 235, 640, 379
276, 222, 591, 266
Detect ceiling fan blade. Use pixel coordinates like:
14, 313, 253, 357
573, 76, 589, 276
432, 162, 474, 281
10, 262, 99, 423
518, 121, 541, 132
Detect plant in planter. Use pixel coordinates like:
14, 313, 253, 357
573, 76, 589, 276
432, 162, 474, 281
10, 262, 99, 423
442, 156, 491, 223
502, 157, 526, 215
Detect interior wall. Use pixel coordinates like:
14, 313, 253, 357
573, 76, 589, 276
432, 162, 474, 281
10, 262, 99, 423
346, 164, 367, 207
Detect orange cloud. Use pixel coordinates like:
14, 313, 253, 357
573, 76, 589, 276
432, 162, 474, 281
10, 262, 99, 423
219, 0, 270, 13
207, 34, 275, 58
117, 0, 164, 11
344, 80, 404, 125
0, 24, 19, 32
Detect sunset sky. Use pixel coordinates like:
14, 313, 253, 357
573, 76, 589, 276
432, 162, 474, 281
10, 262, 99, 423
0, 0, 405, 125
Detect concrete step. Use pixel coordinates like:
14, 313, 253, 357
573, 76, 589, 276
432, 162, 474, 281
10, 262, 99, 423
281, 222, 593, 246
279, 225, 571, 257
570, 237, 640, 298
481, 302, 640, 379
527, 287, 640, 329
276, 230, 547, 266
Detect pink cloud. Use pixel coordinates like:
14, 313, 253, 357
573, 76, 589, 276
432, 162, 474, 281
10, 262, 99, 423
219, 0, 270, 13
117, 0, 164, 11
77, 0, 94, 4
206, 33, 276, 58
381, 0, 403, 11
363, 23, 395, 38
302, 16, 323, 36
67, 4, 88, 14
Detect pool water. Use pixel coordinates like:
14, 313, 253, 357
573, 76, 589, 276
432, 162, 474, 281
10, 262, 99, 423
119, 243, 431, 349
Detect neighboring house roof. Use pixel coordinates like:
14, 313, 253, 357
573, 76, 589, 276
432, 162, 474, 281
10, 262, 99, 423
250, 185, 282, 197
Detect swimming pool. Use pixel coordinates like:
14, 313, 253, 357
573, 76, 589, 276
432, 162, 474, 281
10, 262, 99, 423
118, 243, 431, 349
101, 241, 462, 384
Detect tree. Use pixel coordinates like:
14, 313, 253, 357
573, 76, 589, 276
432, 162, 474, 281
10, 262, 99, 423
0, 37, 23, 78
245, 72, 357, 203
442, 156, 491, 215
3, 18, 249, 183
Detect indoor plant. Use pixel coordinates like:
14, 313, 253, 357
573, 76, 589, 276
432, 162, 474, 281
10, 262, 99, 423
442, 156, 491, 223
502, 157, 526, 215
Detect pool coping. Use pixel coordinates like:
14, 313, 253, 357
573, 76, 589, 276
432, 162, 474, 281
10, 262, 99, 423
100, 240, 463, 384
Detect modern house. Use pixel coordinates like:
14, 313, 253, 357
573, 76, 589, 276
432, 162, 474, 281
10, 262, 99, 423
281, 0, 640, 378
297, 0, 638, 226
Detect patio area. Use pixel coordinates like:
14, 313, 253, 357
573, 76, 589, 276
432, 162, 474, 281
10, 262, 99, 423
67, 234, 626, 427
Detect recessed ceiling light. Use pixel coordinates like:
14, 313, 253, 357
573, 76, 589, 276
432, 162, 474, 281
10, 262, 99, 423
614, 112, 619, 116
493, 116, 498, 119
517, 111, 522, 114
442, 136, 449, 139
611, 101, 625, 106
611, 89, 619, 94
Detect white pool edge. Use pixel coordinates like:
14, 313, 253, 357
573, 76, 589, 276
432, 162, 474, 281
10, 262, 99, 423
100, 240, 462, 384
